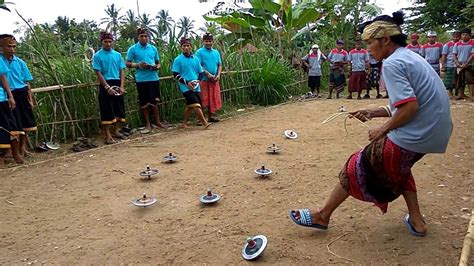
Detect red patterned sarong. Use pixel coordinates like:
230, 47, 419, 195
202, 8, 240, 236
200, 80, 222, 114
339, 137, 424, 213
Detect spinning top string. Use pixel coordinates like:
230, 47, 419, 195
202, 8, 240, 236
322, 112, 371, 149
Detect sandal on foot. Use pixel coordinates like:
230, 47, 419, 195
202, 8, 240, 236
404, 214, 426, 237
139, 128, 151, 134
112, 133, 128, 140
289, 209, 328, 230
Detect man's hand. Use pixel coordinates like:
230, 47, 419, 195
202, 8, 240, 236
119, 86, 125, 95
369, 126, 387, 142
28, 95, 35, 108
8, 96, 16, 109
187, 81, 197, 91
138, 62, 148, 69
349, 109, 371, 122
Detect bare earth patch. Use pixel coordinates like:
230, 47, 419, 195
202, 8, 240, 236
0, 97, 472, 264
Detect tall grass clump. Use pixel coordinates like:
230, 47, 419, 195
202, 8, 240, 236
250, 57, 299, 106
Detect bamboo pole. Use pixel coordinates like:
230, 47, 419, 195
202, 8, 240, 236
459, 210, 474, 266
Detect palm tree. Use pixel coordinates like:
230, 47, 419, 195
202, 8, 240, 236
156, 9, 174, 38
121, 9, 138, 25
177, 16, 196, 38
100, 4, 123, 38
138, 13, 158, 40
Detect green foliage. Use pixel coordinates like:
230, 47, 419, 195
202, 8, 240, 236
404, 0, 471, 32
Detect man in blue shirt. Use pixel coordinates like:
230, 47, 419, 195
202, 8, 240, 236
0, 53, 23, 166
92, 32, 127, 144
126, 28, 165, 134
172, 37, 210, 129
195, 32, 222, 122
1, 34, 34, 157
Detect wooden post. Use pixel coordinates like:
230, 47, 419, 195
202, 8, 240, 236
459, 210, 474, 266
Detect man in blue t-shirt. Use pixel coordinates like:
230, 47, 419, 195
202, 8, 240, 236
0, 54, 23, 166
195, 32, 223, 122
172, 37, 210, 129
92, 32, 127, 144
453, 28, 474, 100
126, 28, 166, 134
1, 34, 33, 158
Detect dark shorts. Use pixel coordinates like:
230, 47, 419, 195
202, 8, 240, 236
308, 75, 321, 89
0, 101, 23, 148
456, 66, 474, 89
136, 80, 160, 108
183, 90, 202, 108
11, 87, 37, 132
99, 79, 126, 125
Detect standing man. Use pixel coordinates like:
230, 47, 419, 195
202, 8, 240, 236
92, 32, 127, 144
453, 28, 474, 100
0, 34, 35, 156
301, 44, 326, 98
0, 54, 23, 166
126, 27, 165, 134
441, 31, 461, 98
195, 32, 222, 122
367, 53, 384, 98
172, 37, 210, 129
347, 40, 369, 99
420, 31, 443, 75
406, 33, 422, 55
327, 40, 348, 99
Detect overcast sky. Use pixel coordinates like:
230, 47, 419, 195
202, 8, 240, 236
0, 0, 412, 36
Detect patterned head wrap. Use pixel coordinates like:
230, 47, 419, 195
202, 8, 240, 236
180, 37, 191, 46
137, 27, 149, 36
203, 32, 213, 41
361, 21, 402, 41
100, 31, 114, 41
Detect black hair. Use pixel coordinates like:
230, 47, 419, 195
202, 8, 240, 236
357, 11, 407, 47
0, 34, 14, 39
460, 28, 471, 35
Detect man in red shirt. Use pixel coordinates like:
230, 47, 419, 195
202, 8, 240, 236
406, 33, 422, 55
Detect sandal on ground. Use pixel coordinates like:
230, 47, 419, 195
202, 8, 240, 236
209, 117, 220, 122
139, 128, 151, 134
404, 214, 426, 237
289, 208, 328, 230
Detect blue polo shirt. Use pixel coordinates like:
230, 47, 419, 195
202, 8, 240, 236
92, 48, 126, 80
1, 55, 33, 90
171, 53, 203, 93
126, 42, 160, 82
0, 59, 9, 102
195, 47, 221, 81
383, 47, 452, 154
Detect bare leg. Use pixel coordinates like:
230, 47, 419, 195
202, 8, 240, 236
182, 107, 193, 128
141, 106, 152, 130
194, 107, 210, 128
11, 139, 24, 164
469, 84, 474, 101
151, 105, 166, 127
292, 182, 349, 226
0, 155, 4, 168
327, 87, 333, 99
402, 190, 427, 234
102, 125, 113, 144
19, 135, 27, 156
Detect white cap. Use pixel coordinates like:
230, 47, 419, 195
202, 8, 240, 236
427, 31, 437, 37
311, 44, 319, 49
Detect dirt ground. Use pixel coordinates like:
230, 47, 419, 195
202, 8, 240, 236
0, 96, 472, 264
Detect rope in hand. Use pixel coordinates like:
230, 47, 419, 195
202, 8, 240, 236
322, 111, 370, 149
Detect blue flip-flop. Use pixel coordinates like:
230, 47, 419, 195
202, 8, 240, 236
289, 208, 328, 230
404, 214, 426, 237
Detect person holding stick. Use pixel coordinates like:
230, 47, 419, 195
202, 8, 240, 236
289, 11, 452, 237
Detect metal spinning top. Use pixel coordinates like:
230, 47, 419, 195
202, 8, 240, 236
110, 85, 121, 96
338, 105, 347, 112
199, 188, 221, 204
132, 193, 157, 207
139, 165, 159, 179
254, 165, 272, 176
163, 152, 178, 163
266, 143, 281, 154
241, 235, 268, 260
284, 130, 298, 139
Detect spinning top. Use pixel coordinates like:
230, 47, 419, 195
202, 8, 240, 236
254, 165, 272, 176
163, 152, 178, 163
284, 130, 298, 139
45, 141, 60, 150
266, 143, 281, 154
190, 80, 200, 90
338, 106, 347, 112
199, 188, 221, 204
139, 165, 159, 179
132, 193, 157, 207
241, 235, 268, 260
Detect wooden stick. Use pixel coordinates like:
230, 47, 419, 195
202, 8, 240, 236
327, 232, 355, 262
459, 210, 474, 266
